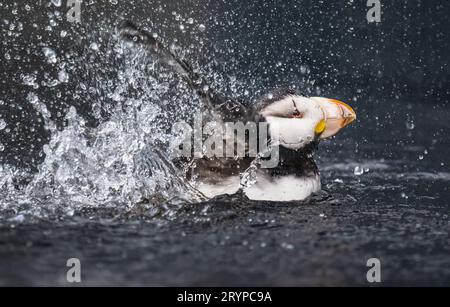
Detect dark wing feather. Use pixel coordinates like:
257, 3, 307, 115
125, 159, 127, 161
117, 21, 248, 123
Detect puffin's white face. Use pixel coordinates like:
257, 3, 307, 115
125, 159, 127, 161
259, 95, 356, 150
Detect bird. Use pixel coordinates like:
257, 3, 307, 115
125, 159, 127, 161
118, 21, 356, 202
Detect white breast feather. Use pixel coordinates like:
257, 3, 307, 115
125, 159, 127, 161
194, 172, 321, 201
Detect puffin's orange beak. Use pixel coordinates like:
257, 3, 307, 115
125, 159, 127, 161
310, 97, 357, 139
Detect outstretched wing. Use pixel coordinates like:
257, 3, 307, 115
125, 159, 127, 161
117, 21, 248, 123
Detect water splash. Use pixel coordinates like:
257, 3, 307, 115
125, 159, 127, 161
0, 28, 208, 221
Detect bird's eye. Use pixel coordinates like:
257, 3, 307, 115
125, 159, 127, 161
291, 99, 303, 118
291, 111, 304, 118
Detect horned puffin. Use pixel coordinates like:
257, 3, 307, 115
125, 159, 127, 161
118, 22, 356, 201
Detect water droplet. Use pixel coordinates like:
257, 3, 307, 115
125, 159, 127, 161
22, 74, 37, 87
51, 0, 62, 7
353, 166, 364, 176
0, 119, 7, 130
198, 24, 206, 32
27, 93, 39, 105
300, 65, 307, 74
58, 70, 69, 83
42, 47, 57, 64
90, 42, 100, 51
406, 118, 415, 130
281, 242, 294, 250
